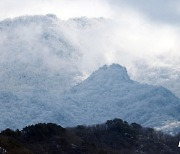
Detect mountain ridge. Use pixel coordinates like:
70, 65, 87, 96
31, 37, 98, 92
62, 64, 180, 134
0, 15, 179, 134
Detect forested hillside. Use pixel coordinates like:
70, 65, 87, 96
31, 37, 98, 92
0, 119, 179, 154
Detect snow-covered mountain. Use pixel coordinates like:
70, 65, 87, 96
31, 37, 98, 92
0, 63, 179, 134
0, 14, 83, 95
0, 15, 83, 130
0, 15, 179, 134
129, 56, 180, 99
0, 14, 107, 130
0, 90, 74, 130
1, 14, 180, 97
62, 64, 180, 134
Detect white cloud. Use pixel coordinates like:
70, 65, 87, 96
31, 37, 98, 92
0, 0, 111, 20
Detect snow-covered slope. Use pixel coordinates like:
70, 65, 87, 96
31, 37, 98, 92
0, 15, 179, 134
0, 15, 107, 130
0, 15, 82, 130
129, 56, 180, 98
0, 14, 83, 95
0, 62, 179, 134
62, 64, 180, 133
0, 90, 74, 130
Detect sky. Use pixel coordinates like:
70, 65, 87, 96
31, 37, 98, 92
0, 0, 180, 24
0, 0, 111, 20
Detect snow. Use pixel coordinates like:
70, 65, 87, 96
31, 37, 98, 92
61, 64, 180, 134
0, 15, 83, 95
155, 121, 180, 135
0, 15, 179, 134
0, 15, 82, 130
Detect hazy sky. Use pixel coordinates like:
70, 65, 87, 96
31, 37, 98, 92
0, 0, 180, 24
0, 0, 111, 20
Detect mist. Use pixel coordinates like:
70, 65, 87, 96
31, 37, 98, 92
0, 0, 180, 97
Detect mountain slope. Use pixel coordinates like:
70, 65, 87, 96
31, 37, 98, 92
0, 14, 83, 95
0, 90, 74, 130
0, 15, 179, 134
0, 15, 109, 131
1, 15, 180, 98
0, 15, 83, 130
62, 64, 180, 133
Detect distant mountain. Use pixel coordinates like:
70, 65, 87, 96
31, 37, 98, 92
0, 15, 83, 131
0, 90, 77, 130
1, 14, 180, 98
0, 63, 179, 134
0, 14, 106, 131
0, 15, 179, 134
62, 64, 180, 134
0, 14, 83, 95
130, 58, 180, 98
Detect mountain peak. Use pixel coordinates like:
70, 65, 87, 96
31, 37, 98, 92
64, 64, 180, 135
88, 64, 131, 83
100, 63, 127, 71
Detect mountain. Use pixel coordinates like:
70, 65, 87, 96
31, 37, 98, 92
0, 15, 83, 130
0, 14, 83, 95
0, 14, 107, 131
0, 15, 179, 134
1, 14, 180, 98
130, 57, 180, 98
62, 64, 180, 134
0, 62, 179, 134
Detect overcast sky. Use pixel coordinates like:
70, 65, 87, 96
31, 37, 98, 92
0, 0, 180, 24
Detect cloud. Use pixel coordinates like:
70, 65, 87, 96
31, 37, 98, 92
0, 0, 111, 20
1, 0, 180, 25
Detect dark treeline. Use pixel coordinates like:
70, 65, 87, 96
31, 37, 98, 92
0, 119, 179, 154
